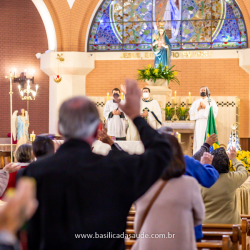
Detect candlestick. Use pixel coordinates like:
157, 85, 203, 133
186, 103, 191, 121
189, 92, 191, 104
5, 72, 15, 162
176, 132, 181, 143
171, 103, 179, 122
174, 91, 177, 104
30, 131, 36, 142
107, 92, 109, 101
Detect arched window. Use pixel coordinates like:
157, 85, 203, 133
88, 0, 248, 51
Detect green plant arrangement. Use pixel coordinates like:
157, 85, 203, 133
163, 106, 175, 120
177, 107, 189, 120
137, 63, 180, 85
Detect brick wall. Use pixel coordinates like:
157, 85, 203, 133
86, 59, 249, 137
0, 0, 49, 137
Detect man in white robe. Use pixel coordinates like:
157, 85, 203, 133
103, 88, 127, 140
189, 86, 218, 154
127, 87, 162, 141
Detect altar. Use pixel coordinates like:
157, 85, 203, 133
90, 95, 239, 156
162, 121, 195, 155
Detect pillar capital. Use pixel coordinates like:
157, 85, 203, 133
40, 52, 95, 76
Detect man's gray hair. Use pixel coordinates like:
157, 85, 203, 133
58, 96, 100, 139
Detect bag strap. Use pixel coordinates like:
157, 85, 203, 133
137, 180, 168, 234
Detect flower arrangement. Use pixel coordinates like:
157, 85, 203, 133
137, 63, 180, 85
229, 150, 250, 173
177, 107, 189, 120
163, 106, 175, 120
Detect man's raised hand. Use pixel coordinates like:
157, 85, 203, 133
117, 79, 141, 120
201, 152, 214, 165
205, 133, 218, 146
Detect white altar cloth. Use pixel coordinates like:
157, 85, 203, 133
92, 141, 145, 156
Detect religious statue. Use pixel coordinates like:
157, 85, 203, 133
12, 109, 29, 150
152, 21, 172, 68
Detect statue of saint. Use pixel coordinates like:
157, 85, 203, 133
152, 22, 172, 68
12, 109, 29, 150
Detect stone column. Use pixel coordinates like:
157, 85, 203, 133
40, 52, 95, 134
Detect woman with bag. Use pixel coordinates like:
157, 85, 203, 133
132, 134, 205, 250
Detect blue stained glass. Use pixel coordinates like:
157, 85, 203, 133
88, 0, 248, 51
213, 19, 240, 42
225, 3, 236, 19
97, 5, 112, 23
94, 22, 123, 44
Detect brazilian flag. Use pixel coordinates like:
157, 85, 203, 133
204, 106, 219, 153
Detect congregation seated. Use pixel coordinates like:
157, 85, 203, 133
132, 134, 204, 250
201, 147, 249, 224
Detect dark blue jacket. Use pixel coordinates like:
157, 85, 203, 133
184, 155, 219, 239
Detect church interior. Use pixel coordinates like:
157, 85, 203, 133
1, 0, 250, 249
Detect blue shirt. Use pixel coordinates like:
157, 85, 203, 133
184, 155, 219, 239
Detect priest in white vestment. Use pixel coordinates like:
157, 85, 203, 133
127, 87, 162, 141
189, 86, 218, 154
103, 88, 127, 140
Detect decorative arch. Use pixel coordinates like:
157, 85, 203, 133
87, 0, 248, 51
32, 0, 57, 51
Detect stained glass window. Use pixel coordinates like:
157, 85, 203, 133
88, 0, 248, 51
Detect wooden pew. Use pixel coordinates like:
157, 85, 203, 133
202, 224, 241, 250
125, 239, 136, 250
125, 236, 232, 250
197, 235, 232, 250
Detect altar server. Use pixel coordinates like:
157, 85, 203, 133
189, 86, 218, 154
127, 87, 162, 140
103, 88, 127, 140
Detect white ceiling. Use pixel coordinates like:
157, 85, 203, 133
67, 0, 75, 9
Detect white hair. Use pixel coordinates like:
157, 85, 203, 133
58, 96, 100, 139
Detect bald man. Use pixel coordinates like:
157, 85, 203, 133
189, 86, 218, 154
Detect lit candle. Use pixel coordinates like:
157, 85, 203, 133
174, 91, 177, 104
24, 69, 27, 77
30, 131, 36, 142
121, 92, 124, 100
189, 92, 191, 104
13, 69, 16, 77
107, 92, 109, 101
36, 85, 38, 91
18, 85, 21, 91
32, 70, 35, 77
